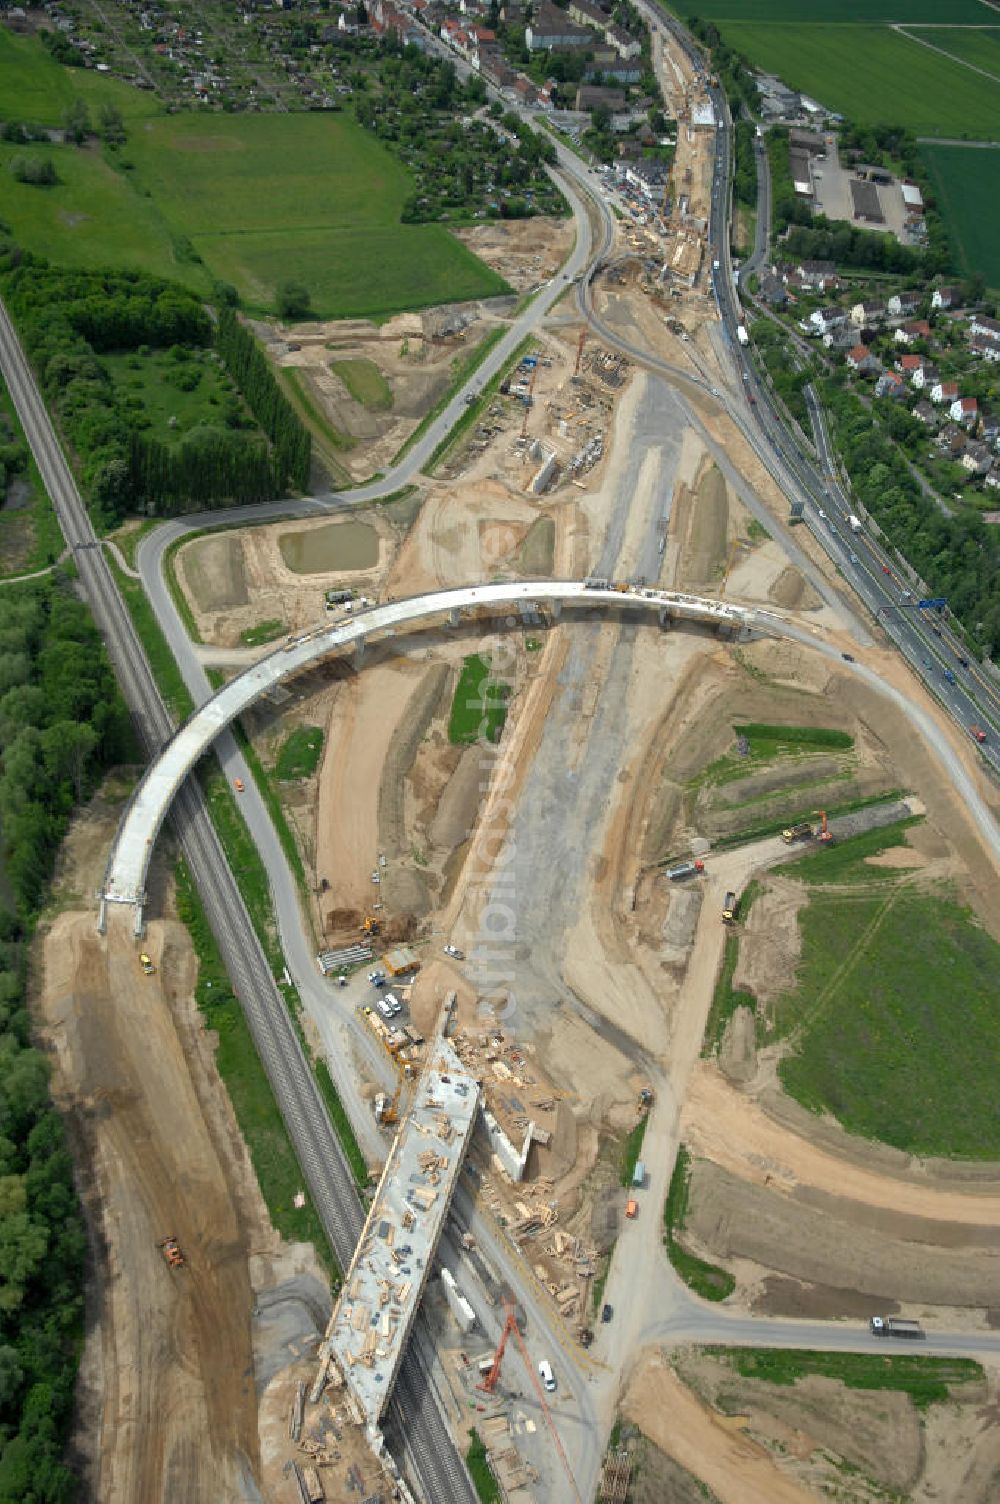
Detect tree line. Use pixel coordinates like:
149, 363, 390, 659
820, 377, 1000, 657
0, 579, 133, 1503
216, 309, 311, 493
0, 239, 310, 523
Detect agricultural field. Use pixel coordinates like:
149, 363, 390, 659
0, 35, 510, 318
0, 27, 159, 127
669, 1, 995, 23
123, 113, 510, 319
770, 823, 1000, 1159
905, 24, 1000, 78
921, 144, 1000, 292
448, 654, 510, 745
0, 141, 204, 289
717, 21, 1000, 136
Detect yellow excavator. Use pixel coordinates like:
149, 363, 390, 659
362, 914, 381, 937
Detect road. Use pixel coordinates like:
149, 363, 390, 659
0, 299, 478, 1504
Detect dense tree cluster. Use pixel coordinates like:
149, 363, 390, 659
0, 580, 133, 1503
216, 309, 311, 492
732, 120, 756, 208
9, 158, 57, 188
0, 242, 309, 521
684, 15, 760, 115
820, 379, 1000, 656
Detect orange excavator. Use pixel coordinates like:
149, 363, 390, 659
158, 1236, 185, 1269
815, 809, 833, 843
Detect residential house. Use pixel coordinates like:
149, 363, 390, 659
625, 158, 669, 199
822, 325, 856, 350
985, 461, 1000, 490
850, 299, 886, 327
811, 305, 848, 334
980, 413, 1000, 450
887, 290, 921, 318
930, 379, 959, 405
605, 22, 641, 59
875, 370, 906, 399
846, 344, 881, 376
567, 0, 607, 24
961, 441, 993, 477
950, 395, 978, 427
525, 6, 591, 48
796, 259, 838, 291
911, 361, 938, 391
760, 272, 789, 308
894, 319, 931, 346
912, 400, 937, 426
575, 84, 626, 111
586, 59, 641, 83
970, 334, 1000, 363
936, 422, 968, 458
931, 285, 962, 310
896, 353, 923, 378
969, 313, 1000, 343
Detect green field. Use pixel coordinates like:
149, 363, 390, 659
664, 1147, 737, 1301
448, 654, 510, 745
922, 144, 1000, 291
275, 726, 324, 780
710, 1348, 983, 1409
330, 358, 394, 412
719, 21, 1000, 135
125, 113, 509, 318
0, 142, 204, 288
0, 28, 160, 126
771, 828, 1000, 1156
0, 35, 509, 318
671, 1, 995, 22
906, 24, 1000, 78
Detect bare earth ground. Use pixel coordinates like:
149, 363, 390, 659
37, 790, 328, 1504
454, 216, 575, 294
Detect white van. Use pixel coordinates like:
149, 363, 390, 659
538, 1360, 556, 1393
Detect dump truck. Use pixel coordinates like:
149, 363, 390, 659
781, 820, 813, 844
139, 953, 155, 976
667, 859, 705, 881
970, 726, 987, 744
158, 1236, 185, 1269
848, 514, 863, 534
870, 1316, 924, 1339
722, 891, 737, 923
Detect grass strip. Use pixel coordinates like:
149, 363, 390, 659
276, 725, 324, 780
780, 815, 922, 884
664, 1147, 735, 1302
711, 791, 909, 852
175, 859, 339, 1281
107, 554, 195, 720
620, 1114, 649, 1189
163, 532, 203, 643
466, 1429, 502, 1504
393, 326, 506, 466
709, 1347, 983, 1410
279, 366, 354, 489
241, 618, 286, 648
316, 1060, 370, 1190
703, 880, 761, 1054
448, 653, 510, 745
734, 723, 853, 750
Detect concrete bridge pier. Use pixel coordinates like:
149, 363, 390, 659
354, 635, 366, 667
449, 607, 461, 628
550, 598, 562, 620
658, 606, 673, 629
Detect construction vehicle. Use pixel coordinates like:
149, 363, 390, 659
158, 1236, 185, 1269
667, 859, 704, 881
478, 1298, 582, 1503
815, 809, 833, 843
139, 952, 155, 975
361, 914, 381, 937
625, 1199, 638, 1219
970, 725, 987, 744
781, 820, 814, 844
870, 1316, 924, 1340
638, 1086, 654, 1109
373, 1063, 415, 1127
722, 891, 737, 923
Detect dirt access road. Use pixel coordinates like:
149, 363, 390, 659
40, 908, 265, 1503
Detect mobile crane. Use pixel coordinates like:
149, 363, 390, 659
478, 1298, 582, 1504
815, 809, 833, 843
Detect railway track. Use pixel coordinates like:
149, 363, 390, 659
0, 297, 475, 1504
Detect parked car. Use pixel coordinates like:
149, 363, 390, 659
601, 1304, 613, 1323
538, 1359, 556, 1393
443, 944, 465, 960
233, 778, 245, 792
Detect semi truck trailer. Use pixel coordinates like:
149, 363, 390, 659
667, 859, 705, 881
870, 1316, 924, 1339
